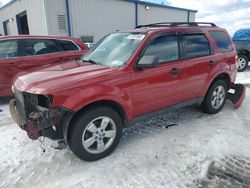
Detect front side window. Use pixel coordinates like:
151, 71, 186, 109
183, 34, 210, 58
0, 40, 18, 59
209, 31, 233, 53
143, 35, 179, 63
21, 39, 60, 56
82, 32, 146, 67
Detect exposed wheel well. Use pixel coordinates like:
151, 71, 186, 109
211, 73, 231, 90
65, 100, 127, 143
202, 73, 231, 105
238, 49, 250, 60
80, 100, 126, 122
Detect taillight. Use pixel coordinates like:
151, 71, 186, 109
235, 55, 239, 68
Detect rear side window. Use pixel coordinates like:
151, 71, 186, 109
144, 35, 179, 63
209, 31, 233, 53
21, 39, 60, 56
182, 34, 210, 58
0, 40, 18, 59
59, 40, 79, 51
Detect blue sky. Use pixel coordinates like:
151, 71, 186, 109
143, 0, 250, 35
1, 0, 250, 35
0, 0, 8, 7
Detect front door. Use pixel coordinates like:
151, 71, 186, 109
17, 39, 62, 70
131, 34, 184, 116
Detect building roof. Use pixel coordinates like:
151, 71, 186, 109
0, 0, 198, 13
126, 0, 198, 13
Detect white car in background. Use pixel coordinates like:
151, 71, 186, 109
84, 43, 95, 49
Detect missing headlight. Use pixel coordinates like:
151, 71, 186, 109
37, 95, 53, 108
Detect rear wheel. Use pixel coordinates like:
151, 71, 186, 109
202, 80, 228, 114
237, 55, 248, 72
69, 107, 123, 161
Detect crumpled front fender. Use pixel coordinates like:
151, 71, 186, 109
9, 99, 72, 140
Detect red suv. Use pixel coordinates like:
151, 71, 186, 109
9, 22, 245, 161
0, 35, 88, 97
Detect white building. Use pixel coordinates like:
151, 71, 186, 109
0, 0, 197, 42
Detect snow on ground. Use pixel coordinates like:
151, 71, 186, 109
0, 72, 250, 188
236, 67, 250, 85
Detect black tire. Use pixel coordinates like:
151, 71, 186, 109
68, 107, 123, 161
237, 55, 248, 72
202, 80, 228, 114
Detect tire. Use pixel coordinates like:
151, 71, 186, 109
68, 107, 123, 161
237, 55, 249, 72
202, 80, 228, 114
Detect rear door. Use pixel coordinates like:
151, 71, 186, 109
131, 33, 184, 116
181, 32, 215, 101
0, 39, 21, 95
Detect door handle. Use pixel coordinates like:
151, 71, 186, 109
208, 60, 216, 65
170, 68, 180, 75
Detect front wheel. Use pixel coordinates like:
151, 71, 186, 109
237, 55, 248, 72
202, 80, 228, 114
69, 107, 123, 161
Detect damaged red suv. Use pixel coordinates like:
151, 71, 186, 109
0, 35, 88, 97
10, 22, 245, 161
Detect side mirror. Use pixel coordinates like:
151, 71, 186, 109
135, 55, 159, 69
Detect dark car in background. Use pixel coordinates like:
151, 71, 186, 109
232, 29, 250, 72
0, 35, 88, 97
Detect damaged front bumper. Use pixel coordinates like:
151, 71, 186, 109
9, 99, 72, 140
228, 84, 246, 109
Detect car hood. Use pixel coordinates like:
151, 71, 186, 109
14, 60, 117, 94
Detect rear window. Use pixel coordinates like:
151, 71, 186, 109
209, 31, 233, 53
182, 34, 210, 58
59, 40, 79, 51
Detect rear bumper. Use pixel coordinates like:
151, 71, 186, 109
9, 99, 71, 140
228, 84, 246, 109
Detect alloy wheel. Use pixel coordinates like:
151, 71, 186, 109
82, 116, 117, 154
211, 85, 226, 109
238, 57, 247, 70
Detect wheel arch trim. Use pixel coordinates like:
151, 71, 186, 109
203, 72, 231, 97
62, 99, 129, 143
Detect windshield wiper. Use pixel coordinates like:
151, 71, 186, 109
82, 59, 100, 65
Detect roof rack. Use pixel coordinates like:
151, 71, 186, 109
136, 22, 217, 28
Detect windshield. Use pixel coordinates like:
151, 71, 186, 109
82, 32, 146, 67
